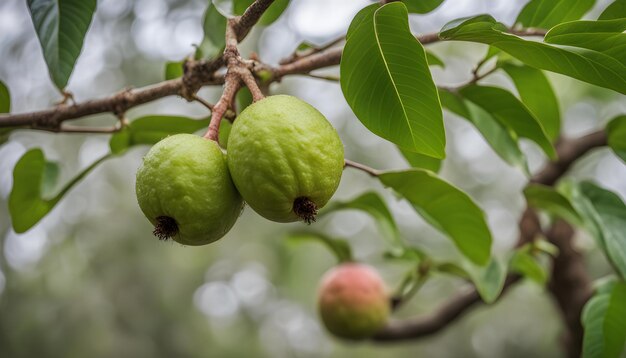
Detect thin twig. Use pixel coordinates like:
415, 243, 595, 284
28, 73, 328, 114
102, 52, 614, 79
344, 159, 381, 177
234, 0, 276, 41
301, 73, 340, 82
280, 36, 345, 65
205, 73, 241, 141
192, 94, 215, 111
239, 70, 265, 102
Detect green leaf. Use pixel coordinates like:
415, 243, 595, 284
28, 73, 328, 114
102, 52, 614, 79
582, 282, 626, 358
27, 0, 97, 90
472, 259, 506, 303
437, 259, 506, 303
599, 0, 626, 20
9, 149, 110, 233
439, 89, 529, 174
534, 239, 560, 257
399, 147, 442, 172
109, 116, 210, 155
440, 15, 626, 95
509, 250, 548, 284
515, 0, 595, 28
607, 115, 626, 163
321, 192, 403, 252
234, 0, 290, 25
425, 51, 444, 68
524, 184, 583, 226
285, 232, 352, 263
40, 161, 60, 198
218, 120, 232, 149
545, 19, 626, 67
459, 84, 556, 159
379, 169, 492, 265
164, 61, 184, 80
578, 182, 626, 279
500, 64, 561, 141
0, 80, 9, 113
198, 1, 227, 59
341, 3, 445, 158
401, 0, 445, 14
435, 262, 471, 279
236, 86, 253, 113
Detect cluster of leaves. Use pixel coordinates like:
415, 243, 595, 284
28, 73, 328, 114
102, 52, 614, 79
1, 0, 626, 356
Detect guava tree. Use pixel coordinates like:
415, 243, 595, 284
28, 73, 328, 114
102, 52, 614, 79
1, 0, 625, 357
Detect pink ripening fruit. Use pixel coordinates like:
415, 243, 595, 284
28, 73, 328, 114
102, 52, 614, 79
317, 263, 390, 340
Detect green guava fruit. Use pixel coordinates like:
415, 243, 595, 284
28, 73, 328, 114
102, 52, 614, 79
318, 263, 390, 340
135, 134, 243, 245
226, 95, 344, 223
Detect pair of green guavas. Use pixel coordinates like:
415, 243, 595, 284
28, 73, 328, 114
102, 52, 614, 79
135, 95, 344, 245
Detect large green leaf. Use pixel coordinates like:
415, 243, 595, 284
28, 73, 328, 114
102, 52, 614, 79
425, 50, 445, 68
198, 1, 227, 59
439, 89, 529, 174
109, 116, 210, 154
545, 19, 626, 67
341, 3, 445, 158
577, 182, 626, 279
401, 0, 445, 14
607, 115, 626, 163
524, 184, 583, 226
379, 169, 492, 265
515, 0, 595, 28
285, 232, 352, 263
582, 282, 626, 358
234, 0, 290, 25
27, 0, 97, 90
440, 15, 626, 94
321, 192, 403, 252
501, 64, 561, 141
0, 80, 9, 113
459, 84, 556, 159
399, 147, 442, 172
9, 149, 110, 233
599, 0, 626, 20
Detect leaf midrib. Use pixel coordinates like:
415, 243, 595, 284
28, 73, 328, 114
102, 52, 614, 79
372, 6, 418, 151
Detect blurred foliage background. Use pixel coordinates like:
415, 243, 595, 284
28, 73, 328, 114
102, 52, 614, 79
0, 0, 625, 357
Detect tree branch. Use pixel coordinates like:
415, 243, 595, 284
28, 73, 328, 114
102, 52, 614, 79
204, 17, 266, 141
532, 130, 608, 185
359, 130, 606, 342
233, 0, 275, 41
546, 219, 592, 358
0, 24, 548, 132
373, 275, 520, 341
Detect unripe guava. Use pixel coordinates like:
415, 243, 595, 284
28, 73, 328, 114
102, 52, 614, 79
318, 263, 390, 340
135, 134, 243, 245
227, 95, 344, 223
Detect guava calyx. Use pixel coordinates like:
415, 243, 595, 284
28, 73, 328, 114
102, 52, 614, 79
153, 216, 178, 241
293, 196, 318, 224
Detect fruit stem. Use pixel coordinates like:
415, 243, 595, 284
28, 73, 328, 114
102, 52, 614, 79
153, 216, 179, 240
293, 197, 318, 224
